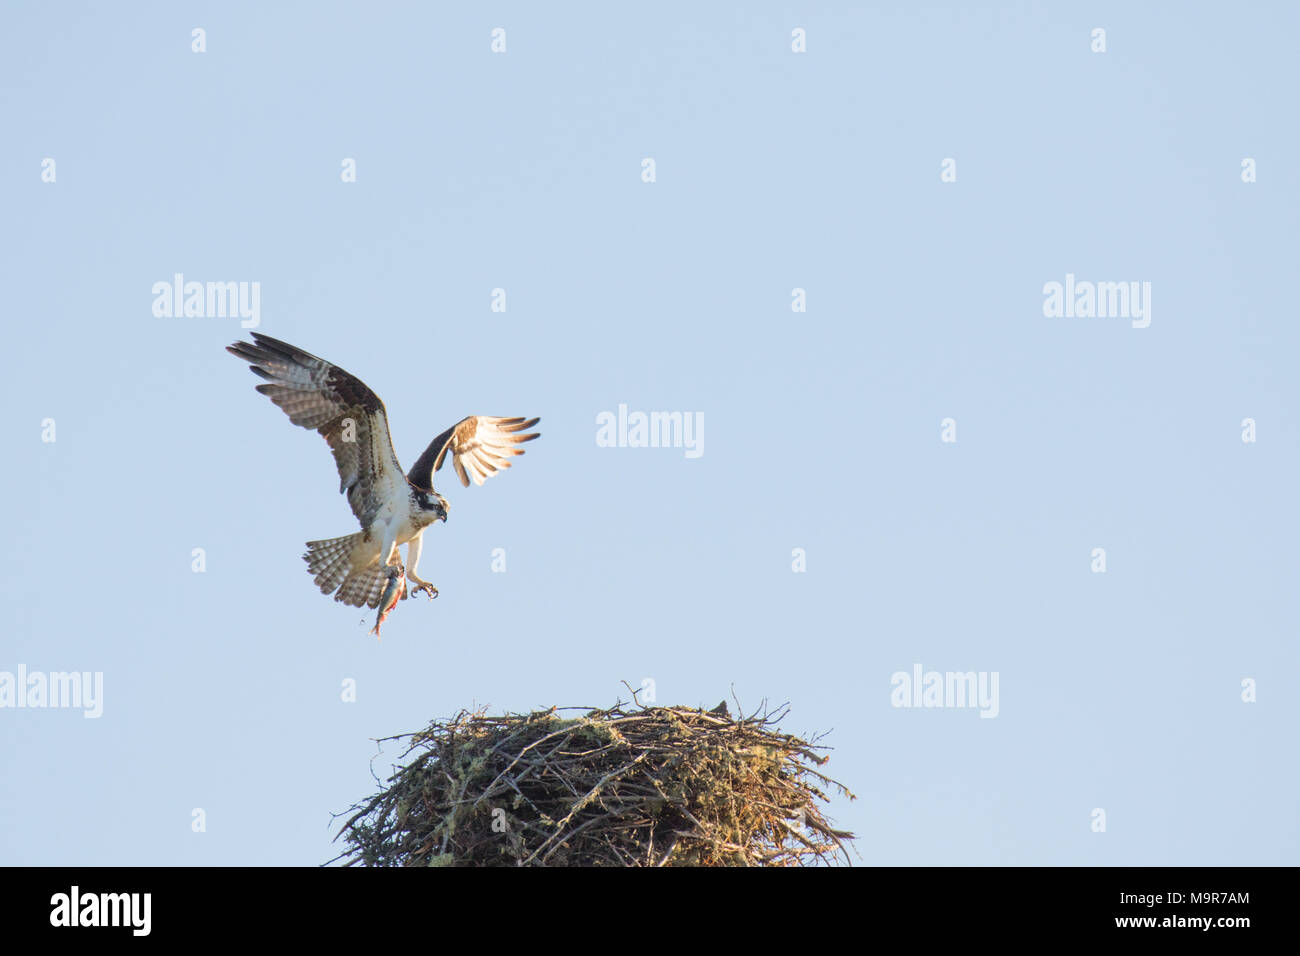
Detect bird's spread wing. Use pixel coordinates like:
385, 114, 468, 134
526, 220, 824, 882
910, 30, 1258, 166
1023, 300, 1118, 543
407, 416, 540, 490
227, 333, 403, 528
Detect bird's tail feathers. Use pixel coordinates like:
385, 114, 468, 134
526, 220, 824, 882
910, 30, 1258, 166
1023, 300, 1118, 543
303, 532, 404, 609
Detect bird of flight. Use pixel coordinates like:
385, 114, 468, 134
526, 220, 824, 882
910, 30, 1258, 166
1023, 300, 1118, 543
227, 333, 539, 625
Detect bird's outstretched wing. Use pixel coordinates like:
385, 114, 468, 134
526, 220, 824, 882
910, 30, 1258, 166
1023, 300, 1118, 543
227, 333, 403, 528
407, 416, 540, 490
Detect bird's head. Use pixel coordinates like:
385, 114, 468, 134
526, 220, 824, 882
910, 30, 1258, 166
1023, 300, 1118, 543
422, 490, 449, 522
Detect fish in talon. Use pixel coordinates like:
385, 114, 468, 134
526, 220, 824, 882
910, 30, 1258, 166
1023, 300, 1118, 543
369, 566, 407, 639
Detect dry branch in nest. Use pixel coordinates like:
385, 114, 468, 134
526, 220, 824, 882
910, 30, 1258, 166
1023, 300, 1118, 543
330, 699, 856, 867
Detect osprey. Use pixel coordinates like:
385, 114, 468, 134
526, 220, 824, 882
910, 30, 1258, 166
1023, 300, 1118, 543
227, 333, 539, 608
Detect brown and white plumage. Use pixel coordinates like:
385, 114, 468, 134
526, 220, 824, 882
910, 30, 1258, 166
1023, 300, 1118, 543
226, 334, 400, 529
227, 333, 540, 611
407, 415, 541, 489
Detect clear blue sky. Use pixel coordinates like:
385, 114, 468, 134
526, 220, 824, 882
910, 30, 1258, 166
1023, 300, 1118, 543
2, 2, 1296, 866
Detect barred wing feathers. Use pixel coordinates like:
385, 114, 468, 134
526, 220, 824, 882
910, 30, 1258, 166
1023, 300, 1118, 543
226, 333, 404, 529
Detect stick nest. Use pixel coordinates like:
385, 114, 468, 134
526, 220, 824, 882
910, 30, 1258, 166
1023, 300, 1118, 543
331, 699, 856, 866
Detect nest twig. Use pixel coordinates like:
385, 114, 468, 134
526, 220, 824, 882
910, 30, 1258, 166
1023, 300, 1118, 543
328, 699, 856, 866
